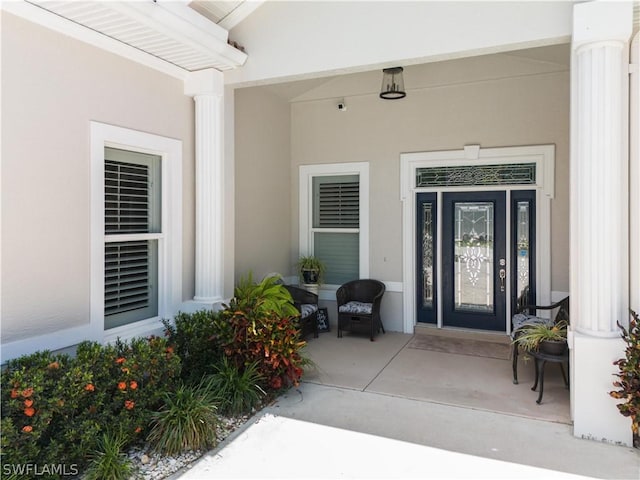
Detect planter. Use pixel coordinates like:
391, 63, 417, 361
301, 269, 319, 284
539, 339, 568, 356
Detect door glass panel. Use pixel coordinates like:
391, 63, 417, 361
454, 202, 494, 313
422, 203, 434, 308
516, 201, 530, 300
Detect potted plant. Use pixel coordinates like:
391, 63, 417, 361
297, 255, 326, 286
514, 320, 568, 355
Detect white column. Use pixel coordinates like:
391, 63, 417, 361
184, 69, 225, 308
630, 33, 640, 314
570, 1, 633, 446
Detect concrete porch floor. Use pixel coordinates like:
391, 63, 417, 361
178, 330, 639, 479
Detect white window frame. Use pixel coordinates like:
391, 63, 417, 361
299, 162, 369, 300
91, 122, 182, 343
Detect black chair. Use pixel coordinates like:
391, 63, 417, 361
336, 279, 385, 341
511, 294, 569, 384
283, 285, 319, 339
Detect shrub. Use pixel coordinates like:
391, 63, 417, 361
147, 381, 219, 455
206, 357, 265, 415
610, 309, 640, 448
0, 336, 181, 475
163, 310, 224, 384
218, 275, 308, 391
83, 429, 134, 480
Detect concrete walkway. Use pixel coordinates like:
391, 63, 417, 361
176, 332, 639, 479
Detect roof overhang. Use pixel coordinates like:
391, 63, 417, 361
2, 0, 249, 80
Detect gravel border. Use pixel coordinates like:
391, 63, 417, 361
125, 413, 252, 479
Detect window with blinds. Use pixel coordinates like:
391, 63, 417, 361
312, 175, 359, 285
104, 147, 160, 330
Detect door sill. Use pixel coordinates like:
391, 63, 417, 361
414, 324, 511, 344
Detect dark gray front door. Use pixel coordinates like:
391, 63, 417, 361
441, 191, 507, 331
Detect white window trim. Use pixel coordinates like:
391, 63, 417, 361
400, 144, 555, 334
91, 121, 182, 344
299, 163, 369, 300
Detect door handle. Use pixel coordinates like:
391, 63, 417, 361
499, 268, 506, 292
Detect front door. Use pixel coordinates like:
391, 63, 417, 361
441, 192, 506, 331
416, 190, 536, 332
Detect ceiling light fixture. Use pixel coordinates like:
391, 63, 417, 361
379, 67, 406, 100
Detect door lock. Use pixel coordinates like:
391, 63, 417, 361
499, 268, 506, 292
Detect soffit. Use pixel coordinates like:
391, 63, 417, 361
25, 0, 249, 72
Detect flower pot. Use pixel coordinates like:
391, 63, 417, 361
539, 339, 567, 356
301, 269, 319, 284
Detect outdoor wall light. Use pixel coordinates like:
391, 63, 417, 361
379, 66, 406, 99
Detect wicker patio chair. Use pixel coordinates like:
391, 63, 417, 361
336, 279, 386, 341
283, 285, 319, 339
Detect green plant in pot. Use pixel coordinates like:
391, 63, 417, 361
514, 320, 568, 355
297, 256, 326, 286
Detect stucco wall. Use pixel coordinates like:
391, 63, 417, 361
1, 13, 195, 344
235, 57, 570, 332
290, 71, 570, 290
234, 87, 292, 281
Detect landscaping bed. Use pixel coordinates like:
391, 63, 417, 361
1, 275, 308, 479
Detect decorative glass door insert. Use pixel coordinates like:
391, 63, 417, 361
416, 193, 437, 323
453, 202, 494, 313
442, 191, 506, 331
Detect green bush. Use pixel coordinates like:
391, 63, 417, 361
0, 336, 181, 475
83, 429, 134, 480
206, 357, 265, 415
610, 310, 640, 448
147, 381, 219, 455
163, 310, 224, 384
217, 275, 308, 391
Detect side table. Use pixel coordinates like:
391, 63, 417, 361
529, 349, 569, 404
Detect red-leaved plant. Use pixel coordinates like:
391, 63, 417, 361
610, 310, 640, 448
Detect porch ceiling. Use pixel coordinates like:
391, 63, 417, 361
24, 0, 252, 72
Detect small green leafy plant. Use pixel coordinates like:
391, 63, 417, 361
147, 381, 219, 455
610, 310, 640, 448
514, 320, 568, 352
83, 429, 134, 480
206, 357, 265, 415
297, 256, 326, 284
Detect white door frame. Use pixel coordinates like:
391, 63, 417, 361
400, 144, 556, 334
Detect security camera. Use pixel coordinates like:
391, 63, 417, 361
337, 100, 347, 111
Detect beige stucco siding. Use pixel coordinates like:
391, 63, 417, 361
234, 87, 292, 280
1, 13, 195, 343
290, 71, 570, 292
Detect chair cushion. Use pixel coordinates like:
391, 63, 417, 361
511, 313, 554, 339
300, 304, 318, 318
339, 301, 373, 315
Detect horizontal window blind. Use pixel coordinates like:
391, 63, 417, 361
313, 175, 359, 228
104, 147, 160, 329
312, 174, 360, 284
314, 232, 359, 285
105, 160, 150, 234
105, 241, 151, 314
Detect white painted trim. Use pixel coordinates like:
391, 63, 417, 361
91, 122, 183, 345
1, 1, 188, 81
299, 162, 370, 280
218, 0, 266, 30
400, 145, 555, 335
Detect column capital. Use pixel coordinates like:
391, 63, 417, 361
184, 68, 224, 97
573, 1, 633, 48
